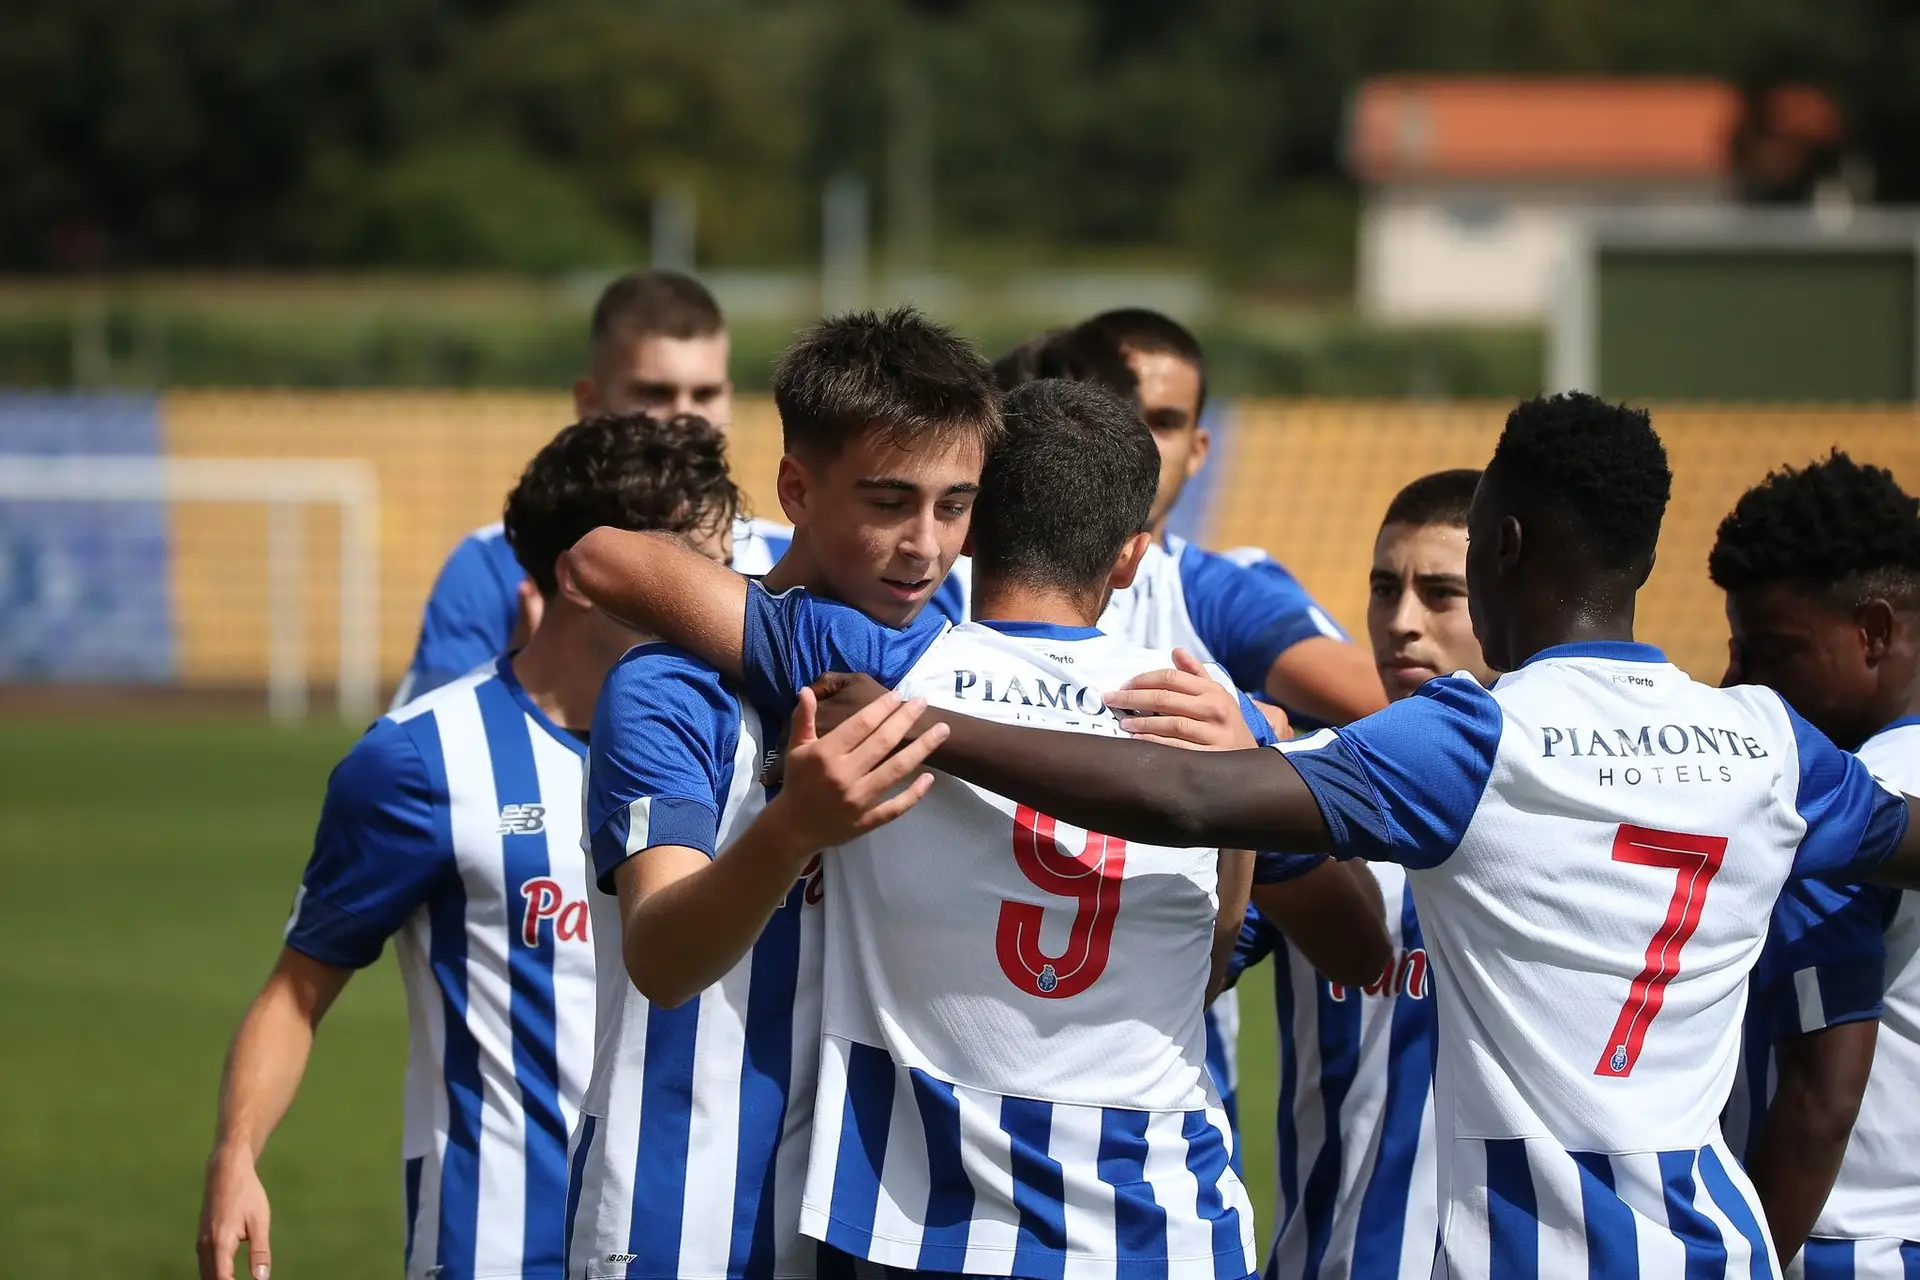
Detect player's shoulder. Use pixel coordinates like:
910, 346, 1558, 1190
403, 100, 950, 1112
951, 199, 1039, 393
439, 520, 522, 581
388, 659, 499, 722
595, 643, 747, 740
329, 709, 443, 811
1858, 716, 1920, 790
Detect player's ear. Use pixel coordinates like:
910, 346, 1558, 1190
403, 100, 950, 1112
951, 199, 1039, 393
1859, 597, 1898, 664
1109, 531, 1153, 590
776, 455, 811, 526
1185, 423, 1211, 479
1496, 514, 1523, 575
572, 375, 602, 419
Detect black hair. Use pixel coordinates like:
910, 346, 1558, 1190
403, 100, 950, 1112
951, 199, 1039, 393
1076, 307, 1207, 413
991, 329, 1064, 393
772, 306, 1002, 459
590, 269, 725, 345
1027, 325, 1141, 407
1488, 393, 1671, 571
503, 413, 742, 596
971, 379, 1160, 592
1382, 469, 1483, 530
1709, 450, 1920, 607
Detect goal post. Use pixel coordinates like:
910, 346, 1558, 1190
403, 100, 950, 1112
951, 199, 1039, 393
0, 455, 381, 723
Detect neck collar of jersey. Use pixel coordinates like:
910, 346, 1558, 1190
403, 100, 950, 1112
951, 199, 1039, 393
975, 618, 1105, 641
494, 655, 589, 758
1873, 714, 1920, 736
1520, 640, 1668, 668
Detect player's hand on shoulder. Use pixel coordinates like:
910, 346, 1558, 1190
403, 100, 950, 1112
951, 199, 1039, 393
1105, 648, 1257, 750
197, 1146, 271, 1280
772, 685, 949, 850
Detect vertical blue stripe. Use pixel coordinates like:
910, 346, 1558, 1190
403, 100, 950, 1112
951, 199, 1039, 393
1004, 1096, 1069, 1280
1180, 1107, 1244, 1280
1571, 1152, 1637, 1280
728, 870, 804, 1277
474, 680, 569, 1273
403, 1156, 424, 1271
1698, 1145, 1771, 1280
627, 998, 700, 1271
1271, 944, 1302, 1233
910, 1070, 975, 1271
417, 720, 481, 1280
825, 1041, 897, 1257
563, 1115, 597, 1280
1300, 970, 1364, 1277
1350, 884, 1438, 1280
1485, 1138, 1540, 1280
1800, 1238, 1854, 1280
1901, 1239, 1920, 1279
1203, 1007, 1241, 1171
1098, 1108, 1169, 1280
1659, 1149, 1729, 1280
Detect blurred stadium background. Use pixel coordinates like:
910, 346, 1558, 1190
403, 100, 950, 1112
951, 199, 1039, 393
7, 0, 1920, 1273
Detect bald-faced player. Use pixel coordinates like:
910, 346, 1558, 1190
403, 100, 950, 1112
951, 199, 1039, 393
812, 393, 1920, 1277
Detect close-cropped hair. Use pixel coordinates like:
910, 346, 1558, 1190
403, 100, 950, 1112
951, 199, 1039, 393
1075, 308, 1207, 413
589, 270, 725, 346
1709, 449, 1920, 608
1490, 393, 1671, 571
504, 413, 742, 596
772, 306, 1001, 460
1382, 469, 1483, 530
970, 379, 1160, 592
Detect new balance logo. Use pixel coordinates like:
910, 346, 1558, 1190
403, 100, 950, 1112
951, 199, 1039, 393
498, 803, 545, 835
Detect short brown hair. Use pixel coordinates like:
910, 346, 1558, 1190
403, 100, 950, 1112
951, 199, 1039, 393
590, 270, 725, 346
772, 307, 1001, 460
504, 413, 742, 596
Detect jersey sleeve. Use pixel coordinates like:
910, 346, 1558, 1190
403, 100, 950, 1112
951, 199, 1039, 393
401, 532, 522, 701
1784, 700, 1912, 881
1222, 906, 1280, 988
1253, 850, 1328, 882
1275, 675, 1502, 869
585, 646, 741, 892
1752, 878, 1892, 1040
1181, 545, 1348, 694
740, 581, 943, 714
284, 719, 451, 969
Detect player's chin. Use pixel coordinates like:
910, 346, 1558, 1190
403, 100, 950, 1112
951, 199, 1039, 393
1380, 661, 1438, 698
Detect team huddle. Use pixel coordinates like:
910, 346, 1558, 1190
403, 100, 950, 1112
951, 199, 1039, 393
196, 271, 1920, 1280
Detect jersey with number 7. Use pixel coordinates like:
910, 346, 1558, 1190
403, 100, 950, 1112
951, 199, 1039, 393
1271, 640, 1907, 1279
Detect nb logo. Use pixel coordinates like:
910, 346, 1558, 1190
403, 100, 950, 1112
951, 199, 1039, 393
498, 803, 546, 835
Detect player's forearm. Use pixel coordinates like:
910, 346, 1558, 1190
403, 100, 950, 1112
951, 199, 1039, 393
622, 809, 819, 1008
1746, 1022, 1877, 1264
912, 707, 1331, 852
1208, 851, 1254, 1005
1250, 861, 1391, 988
210, 972, 328, 1162
1264, 639, 1389, 726
565, 528, 748, 680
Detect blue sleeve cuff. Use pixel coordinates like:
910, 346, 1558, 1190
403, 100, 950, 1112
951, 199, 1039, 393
1762, 959, 1887, 1039
1253, 850, 1328, 883
1223, 908, 1278, 987
284, 889, 389, 970
589, 795, 722, 892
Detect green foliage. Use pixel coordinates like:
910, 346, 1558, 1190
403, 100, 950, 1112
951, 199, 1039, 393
4, 0, 1915, 273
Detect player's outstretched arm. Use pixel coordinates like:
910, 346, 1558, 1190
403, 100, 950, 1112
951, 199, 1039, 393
198, 948, 352, 1280
1251, 862, 1391, 988
816, 673, 1333, 853
618, 689, 948, 1007
1744, 1021, 1878, 1265
562, 527, 751, 680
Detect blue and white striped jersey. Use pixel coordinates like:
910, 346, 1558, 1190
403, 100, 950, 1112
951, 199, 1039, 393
744, 587, 1285, 1280
1230, 862, 1438, 1280
1276, 641, 1910, 1278
396, 517, 797, 706
285, 658, 597, 1280
1099, 535, 1348, 1132
567, 644, 826, 1280
1726, 717, 1920, 1278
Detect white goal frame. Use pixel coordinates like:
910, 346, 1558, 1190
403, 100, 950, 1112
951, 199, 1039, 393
0, 455, 381, 724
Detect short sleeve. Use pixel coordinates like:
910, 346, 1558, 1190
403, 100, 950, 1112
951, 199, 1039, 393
585, 646, 743, 892
400, 531, 523, 702
1181, 545, 1348, 693
1752, 878, 1893, 1039
1253, 850, 1328, 883
285, 719, 452, 969
740, 582, 946, 715
1276, 674, 1502, 869
1784, 701, 1911, 880
1223, 907, 1280, 988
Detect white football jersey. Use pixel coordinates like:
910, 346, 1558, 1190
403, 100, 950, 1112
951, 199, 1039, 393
1277, 641, 1909, 1280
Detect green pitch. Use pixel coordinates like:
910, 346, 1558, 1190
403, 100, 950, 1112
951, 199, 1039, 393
0, 715, 1282, 1276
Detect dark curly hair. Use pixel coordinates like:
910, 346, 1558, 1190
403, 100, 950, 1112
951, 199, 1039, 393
1709, 450, 1920, 607
1490, 393, 1671, 571
503, 413, 742, 596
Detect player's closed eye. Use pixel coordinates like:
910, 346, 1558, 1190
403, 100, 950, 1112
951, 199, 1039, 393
938, 500, 972, 519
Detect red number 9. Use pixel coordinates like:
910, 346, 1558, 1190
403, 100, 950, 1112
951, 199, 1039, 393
995, 805, 1127, 999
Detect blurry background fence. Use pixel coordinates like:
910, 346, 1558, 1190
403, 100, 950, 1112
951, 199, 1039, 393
3, 391, 1913, 711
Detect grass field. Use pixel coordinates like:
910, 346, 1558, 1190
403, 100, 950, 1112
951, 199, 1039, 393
0, 714, 1281, 1276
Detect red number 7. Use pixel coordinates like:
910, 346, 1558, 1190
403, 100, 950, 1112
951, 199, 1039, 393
1594, 823, 1729, 1078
